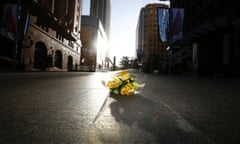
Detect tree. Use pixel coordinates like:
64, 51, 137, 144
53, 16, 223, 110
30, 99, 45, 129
119, 56, 130, 69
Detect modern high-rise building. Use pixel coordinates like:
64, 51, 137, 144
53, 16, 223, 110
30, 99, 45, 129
90, 0, 111, 38
80, 15, 108, 71
136, 3, 169, 73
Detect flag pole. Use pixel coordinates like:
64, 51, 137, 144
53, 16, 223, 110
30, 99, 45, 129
16, 0, 21, 59
13, 0, 21, 69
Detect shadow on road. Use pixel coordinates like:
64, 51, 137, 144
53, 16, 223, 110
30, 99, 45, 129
109, 94, 209, 144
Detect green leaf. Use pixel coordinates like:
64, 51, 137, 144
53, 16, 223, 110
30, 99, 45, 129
112, 88, 119, 95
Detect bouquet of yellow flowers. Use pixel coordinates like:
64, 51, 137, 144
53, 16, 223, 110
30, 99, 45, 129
106, 70, 144, 96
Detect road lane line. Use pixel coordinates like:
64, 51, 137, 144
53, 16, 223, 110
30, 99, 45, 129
152, 95, 216, 144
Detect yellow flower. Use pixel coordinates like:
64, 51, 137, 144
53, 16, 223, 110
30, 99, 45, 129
105, 70, 144, 96
117, 70, 130, 81
117, 70, 129, 76
120, 83, 135, 96
120, 87, 128, 95
127, 89, 135, 95
107, 76, 122, 88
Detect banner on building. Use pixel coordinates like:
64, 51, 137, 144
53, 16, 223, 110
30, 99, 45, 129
171, 8, 184, 43
0, 3, 29, 42
0, 4, 18, 41
157, 8, 169, 43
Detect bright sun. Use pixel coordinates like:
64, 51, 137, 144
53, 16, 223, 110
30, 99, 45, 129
109, 35, 136, 64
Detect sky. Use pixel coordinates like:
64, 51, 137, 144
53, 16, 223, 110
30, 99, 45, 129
81, 0, 169, 63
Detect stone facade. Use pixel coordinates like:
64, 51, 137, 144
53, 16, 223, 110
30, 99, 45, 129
0, 0, 82, 72
22, 16, 81, 71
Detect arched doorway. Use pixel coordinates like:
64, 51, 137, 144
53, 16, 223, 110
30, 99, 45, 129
34, 42, 47, 71
67, 56, 73, 71
54, 50, 62, 69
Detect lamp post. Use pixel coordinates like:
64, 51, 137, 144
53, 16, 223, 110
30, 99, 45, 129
13, 0, 21, 70
168, 0, 173, 74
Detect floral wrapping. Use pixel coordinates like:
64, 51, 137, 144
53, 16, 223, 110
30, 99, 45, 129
106, 70, 144, 96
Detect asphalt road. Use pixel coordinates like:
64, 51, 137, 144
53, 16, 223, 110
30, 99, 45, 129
0, 71, 240, 144
0, 72, 110, 144
89, 72, 240, 144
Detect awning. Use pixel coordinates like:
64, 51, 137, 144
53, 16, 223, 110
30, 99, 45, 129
29, 0, 76, 41
180, 16, 231, 45
0, 55, 20, 64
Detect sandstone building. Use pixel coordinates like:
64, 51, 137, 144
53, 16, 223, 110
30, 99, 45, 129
0, 0, 82, 71
136, 3, 169, 72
